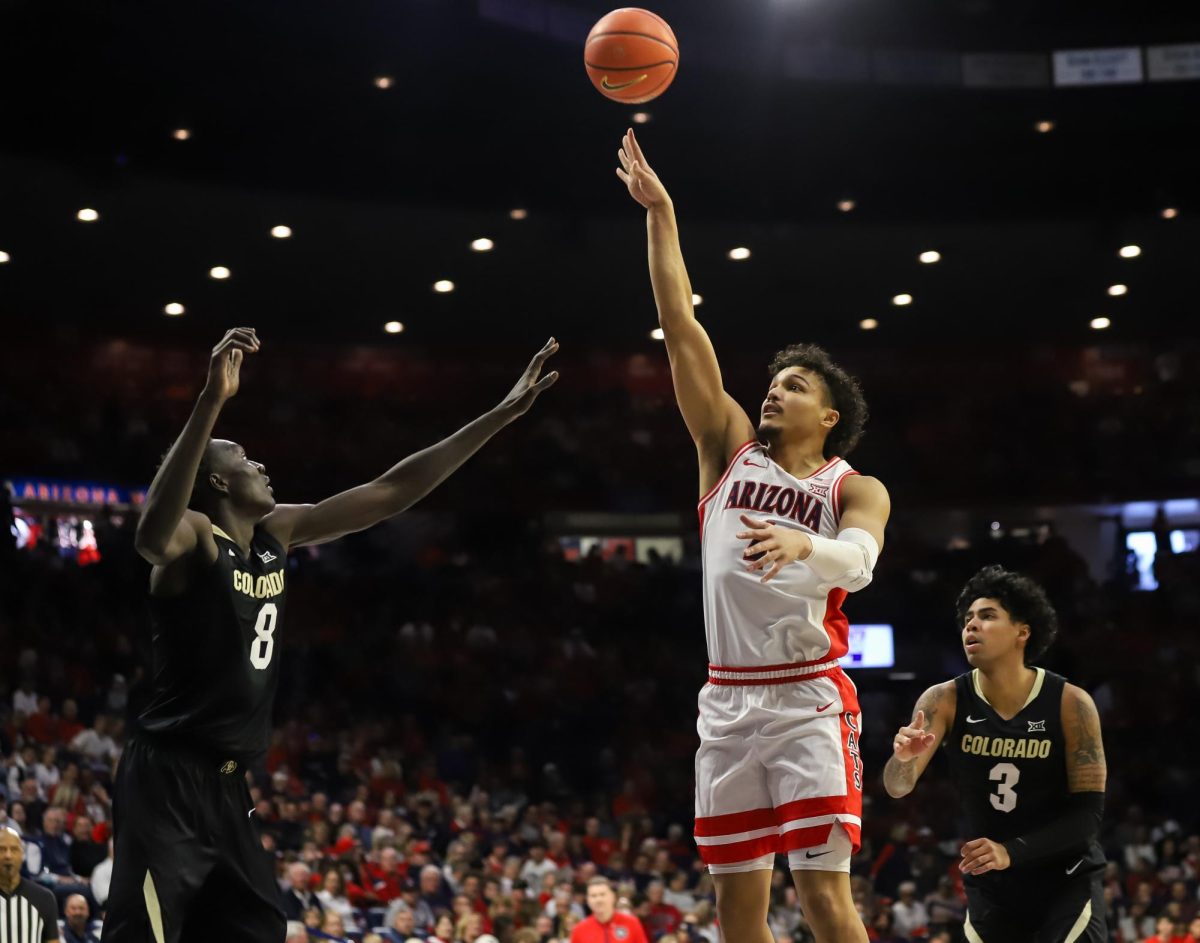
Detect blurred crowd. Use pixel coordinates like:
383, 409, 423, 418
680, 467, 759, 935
2, 473, 1199, 943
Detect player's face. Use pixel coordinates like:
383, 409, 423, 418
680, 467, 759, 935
759, 368, 839, 442
212, 439, 275, 515
961, 597, 1029, 666
587, 884, 616, 918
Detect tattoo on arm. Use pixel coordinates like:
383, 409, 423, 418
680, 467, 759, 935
1066, 689, 1107, 793
883, 684, 946, 798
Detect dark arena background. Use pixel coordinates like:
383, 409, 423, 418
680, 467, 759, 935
1, 1, 1199, 942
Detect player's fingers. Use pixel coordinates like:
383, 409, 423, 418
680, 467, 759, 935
618, 148, 631, 172
616, 167, 631, 185
629, 128, 648, 164
739, 515, 768, 530
761, 561, 784, 583
532, 371, 559, 392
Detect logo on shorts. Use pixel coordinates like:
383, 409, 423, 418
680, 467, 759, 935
613, 927, 630, 940
816, 701, 835, 713
219, 760, 238, 775
805, 850, 832, 859
1027, 719, 1046, 732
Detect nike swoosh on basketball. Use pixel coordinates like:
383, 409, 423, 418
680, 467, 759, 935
966, 715, 987, 723
1066, 858, 1084, 875
816, 701, 835, 713
805, 850, 832, 859
601, 74, 648, 91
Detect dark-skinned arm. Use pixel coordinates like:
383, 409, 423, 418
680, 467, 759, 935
263, 339, 559, 549
134, 328, 260, 565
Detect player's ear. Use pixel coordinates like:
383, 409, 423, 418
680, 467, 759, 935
821, 408, 840, 431
207, 472, 230, 496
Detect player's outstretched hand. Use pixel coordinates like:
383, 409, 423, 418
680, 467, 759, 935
737, 514, 814, 583
959, 837, 1011, 875
497, 337, 560, 418
204, 327, 260, 403
616, 129, 670, 209
892, 709, 937, 762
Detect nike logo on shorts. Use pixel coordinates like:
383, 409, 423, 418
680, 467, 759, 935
1066, 858, 1084, 875
816, 701, 835, 713
966, 715, 987, 723
805, 850, 832, 859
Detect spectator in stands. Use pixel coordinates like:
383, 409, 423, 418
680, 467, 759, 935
924, 875, 964, 932
430, 914, 455, 943
382, 905, 422, 943
891, 880, 928, 938
69, 814, 104, 878
61, 892, 100, 943
69, 716, 117, 770
285, 921, 309, 943
58, 701, 83, 747
870, 909, 907, 943
318, 867, 355, 921
1144, 915, 1193, 943
520, 841, 557, 888
35, 806, 91, 904
320, 909, 350, 940
419, 862, 452, 917
32, 747, 59, 798
12, 680, 38, 718
283, 861, 323, 921
643, 880, 681, 938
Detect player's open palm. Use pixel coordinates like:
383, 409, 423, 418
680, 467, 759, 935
893, 709, 937, 762
205, 327, 260, 402
616, 128, 669, 209
498, 338, 560, 418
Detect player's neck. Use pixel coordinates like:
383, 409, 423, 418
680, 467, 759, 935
977, 662, 1038, 717
212, 509, 257, 553
764, 436, 830, 478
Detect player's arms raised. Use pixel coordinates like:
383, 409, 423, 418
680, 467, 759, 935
616, 129, 754, 494
263, 339, 558, 549
883, 681, 957, 798
134, 328, 260, 566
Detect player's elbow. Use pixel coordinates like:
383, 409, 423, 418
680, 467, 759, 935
133, 531, 169, 565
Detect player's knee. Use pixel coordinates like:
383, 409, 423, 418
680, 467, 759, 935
796, 883, 849, 928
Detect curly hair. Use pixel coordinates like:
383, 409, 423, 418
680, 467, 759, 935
767, 343, 869, 458
956, 565, 1060, 664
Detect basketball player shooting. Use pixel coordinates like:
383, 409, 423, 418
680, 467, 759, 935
103, 328, 558, 943
616, 129, 889, 943
884, 566, 1108, 943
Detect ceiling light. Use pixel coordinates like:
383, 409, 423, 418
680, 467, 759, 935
1035, 120, 1055, 133
727, 247, 751, 261
383, 321, 404, 334
209, 266, 231, 280
649, 328, 665, 341
691, 293, 703, 306
1161, 207, 1178, 220
270, 225, 292, 239
172, 128, 191, 141
470, 238, 494, 252
0, 251, 9, 263
77, 208, 99, 222
1118, 245, 1141, 259
837, 199, 856, 213
1107, 284, 1127, 297
374, 76, 393, 89
859, 318, 878, 331
164, 302, 185, 316
892, 293, 913, 306
509, 208, 528, 220
1090, 317, 1111, 330
918, 250, 941, 264
631, 112, 651, 124
433, 279, 455, 293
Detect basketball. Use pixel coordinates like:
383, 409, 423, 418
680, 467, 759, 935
584, 8, 678, 104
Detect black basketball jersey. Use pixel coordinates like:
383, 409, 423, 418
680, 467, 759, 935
945, 668, 1105, 897
137, 523, 288, 759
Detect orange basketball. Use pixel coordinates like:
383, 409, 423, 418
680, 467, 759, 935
584, 8, 678, 104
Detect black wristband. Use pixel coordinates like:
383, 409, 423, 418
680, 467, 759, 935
1004, 791, 1104, 868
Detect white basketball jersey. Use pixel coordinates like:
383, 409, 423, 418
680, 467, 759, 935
699, 441, 860, 667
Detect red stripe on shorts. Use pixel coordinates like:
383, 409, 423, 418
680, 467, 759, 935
693, 806, 777, 837
697, 833, 780, 866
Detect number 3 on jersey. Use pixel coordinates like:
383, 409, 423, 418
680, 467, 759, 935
989, 761, 1020, 812
249, 602, 278, 669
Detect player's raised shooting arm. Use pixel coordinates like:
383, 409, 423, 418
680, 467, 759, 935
883, 681, 956, 798
263, 340, 558, 549
617, 130, 754, 475
135, 329, 259, 566
1002, 684, 1106, 868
